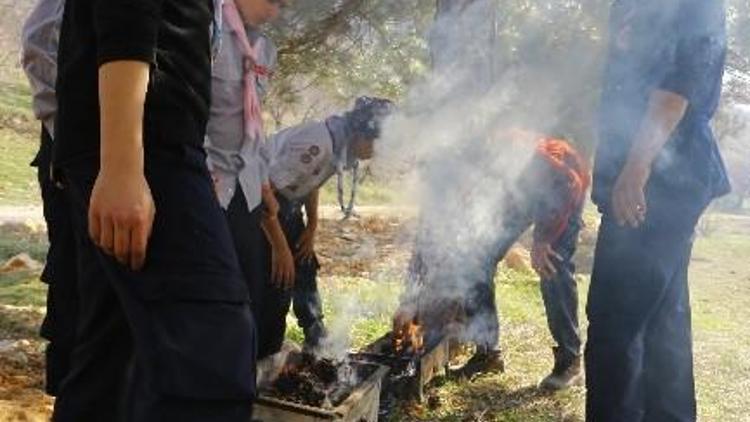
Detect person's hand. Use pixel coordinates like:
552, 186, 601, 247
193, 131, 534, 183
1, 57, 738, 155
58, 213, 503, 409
89, 168, 155, 271
612, 160, 651, 228
210, 171, 220, 197
271, 242, 295, 290
531, 241, 562, 280
295, 225, 316, 264
261, 183, 279, 216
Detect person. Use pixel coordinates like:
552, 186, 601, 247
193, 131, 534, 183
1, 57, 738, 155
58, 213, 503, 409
20, 0, 77, 397
265, 96, 394, 351
206, 0, 290, 360
459, 135, 588, 388
50, 0, 257, 420
396, 131, 589, 390
587, 0, 729, 420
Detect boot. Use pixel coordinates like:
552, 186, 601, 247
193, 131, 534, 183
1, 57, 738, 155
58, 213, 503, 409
453, 346, 505, 379
540, 347, 583, 391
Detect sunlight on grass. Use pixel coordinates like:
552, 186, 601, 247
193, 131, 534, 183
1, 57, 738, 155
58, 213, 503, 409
0, 129, 39, 206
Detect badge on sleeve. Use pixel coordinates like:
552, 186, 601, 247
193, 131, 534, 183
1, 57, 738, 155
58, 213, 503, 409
309, 145, 320, 156
300, 153, 313, 164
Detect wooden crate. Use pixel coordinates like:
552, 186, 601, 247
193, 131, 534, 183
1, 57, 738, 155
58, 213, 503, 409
253, 362, 389, 422
353, 332, 455, 402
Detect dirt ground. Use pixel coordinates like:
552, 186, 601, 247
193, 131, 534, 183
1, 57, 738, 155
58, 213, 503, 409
0, 212, 418, 422
0, 210, 748, 421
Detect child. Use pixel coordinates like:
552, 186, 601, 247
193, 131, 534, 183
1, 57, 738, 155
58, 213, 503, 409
51, 0, 256, 419
205, 0, 289, 360
265, 96, 394, 351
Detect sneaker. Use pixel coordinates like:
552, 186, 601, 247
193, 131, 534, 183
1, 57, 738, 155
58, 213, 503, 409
453, 347, 505, 379
540, 347, 583, 391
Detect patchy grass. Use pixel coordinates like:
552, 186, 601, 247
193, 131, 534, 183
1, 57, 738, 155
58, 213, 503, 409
0, 212, 748, 421
0, 129, 39, 206
379, 270, 588, 422
0, 79, 33, 119
689, 215, 750, 422
0, 77, 41, 206
298, 212, 750, 421
287, 275, 401, 350
0, 272, 46, 308
0, 223, 48, 263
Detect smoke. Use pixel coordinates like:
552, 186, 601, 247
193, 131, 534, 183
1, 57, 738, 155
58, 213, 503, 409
316, 289, 363, 361
369, 0, 600, 347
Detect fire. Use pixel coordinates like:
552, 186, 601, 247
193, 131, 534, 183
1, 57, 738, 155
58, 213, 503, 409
393, 319, 424, 355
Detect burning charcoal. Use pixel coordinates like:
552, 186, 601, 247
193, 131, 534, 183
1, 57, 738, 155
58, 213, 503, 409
273, 372, 298, 396
311, 358, 339, 385
263, 353, 378, 408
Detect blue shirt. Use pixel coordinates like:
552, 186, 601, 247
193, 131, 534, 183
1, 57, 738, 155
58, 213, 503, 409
593, 0, 730, 209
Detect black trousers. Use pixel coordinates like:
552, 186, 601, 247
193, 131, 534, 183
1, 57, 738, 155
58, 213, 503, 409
51, 145, 256, 422
225, 186, 292, 359
33, 127, 79, 396
276, 196, 325, 347
585, 184, 710, 422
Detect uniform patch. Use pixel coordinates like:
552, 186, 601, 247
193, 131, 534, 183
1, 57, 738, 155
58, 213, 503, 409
300, 154, 312, 164
309, 145, 320, 156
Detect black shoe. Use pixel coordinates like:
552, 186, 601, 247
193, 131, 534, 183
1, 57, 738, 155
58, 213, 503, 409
453, 347, 505, 379
539, 347, 583, 390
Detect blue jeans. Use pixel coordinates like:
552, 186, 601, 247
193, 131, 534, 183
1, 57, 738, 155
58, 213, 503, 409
466, 204, 582, 359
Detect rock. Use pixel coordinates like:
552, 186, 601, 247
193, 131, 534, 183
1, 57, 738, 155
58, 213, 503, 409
504, 246, 532, 273
0, 340, 15, 353
0, 340, 30, 366
0, 253, 42, 273
7, 350, 29, 366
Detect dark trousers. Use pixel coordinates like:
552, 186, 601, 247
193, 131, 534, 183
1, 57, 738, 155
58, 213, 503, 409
585, 185, 709, 422
226, 187, 292, 359
33, 127, 79, 396
276, 197, 325, 347
51, 145, 256, 422
467, 205, 582, 358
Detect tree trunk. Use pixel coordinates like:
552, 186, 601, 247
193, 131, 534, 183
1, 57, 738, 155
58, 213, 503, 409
430, 0, 498, 93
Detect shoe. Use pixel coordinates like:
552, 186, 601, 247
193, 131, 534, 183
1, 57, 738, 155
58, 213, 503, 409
453, 347, 505, 379
539, 347, 583, 391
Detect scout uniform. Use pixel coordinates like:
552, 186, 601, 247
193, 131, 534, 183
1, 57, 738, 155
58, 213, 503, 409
588, 0, 729, 420
20, 0, 77, 396
266, 97, 394, 349
205, 0, 283, 360
50, 0, 256, 420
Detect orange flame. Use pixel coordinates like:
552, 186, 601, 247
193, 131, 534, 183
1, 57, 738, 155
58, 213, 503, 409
393, 319, 424, 355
